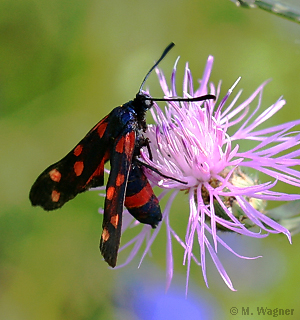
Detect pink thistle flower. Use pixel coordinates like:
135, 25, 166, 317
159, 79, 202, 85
98, 55, 300, 293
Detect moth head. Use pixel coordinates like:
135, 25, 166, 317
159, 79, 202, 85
135, 92, 153, 111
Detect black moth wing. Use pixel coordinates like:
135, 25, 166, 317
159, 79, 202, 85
100, 129, 136, 267
29, 115, 111, 211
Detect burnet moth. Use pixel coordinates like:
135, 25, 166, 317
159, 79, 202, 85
29, 43, 215, 267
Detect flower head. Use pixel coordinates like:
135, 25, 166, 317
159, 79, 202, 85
99, 55, 300, 293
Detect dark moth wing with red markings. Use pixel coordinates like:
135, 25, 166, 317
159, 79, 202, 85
29, 115, 111, 210
29, 96, 164, 267
100, 143, 163, 267
125, 164, 162, 228
99, 130, 136, 267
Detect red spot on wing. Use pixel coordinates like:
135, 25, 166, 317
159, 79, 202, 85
97, 120, 108, 138
51, 190, 60, 202
106, 186, 115, 200
125, 131, 135, 158
101, 228, 110, 241
116, 173, 125, 187
110, 214, 119, 228
74, 145, 83, 156
115, 132, 135, 156
125, 182, 153, 208
115, 136, 125, 153
49, 169, 61, 182
74, 161, 84, 176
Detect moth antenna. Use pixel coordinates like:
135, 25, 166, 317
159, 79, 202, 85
148, 94, 216, 102
139, 42, 175, 92
138, 43, 215, 103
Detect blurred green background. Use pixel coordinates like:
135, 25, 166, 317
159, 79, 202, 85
1, 0, 300, 319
